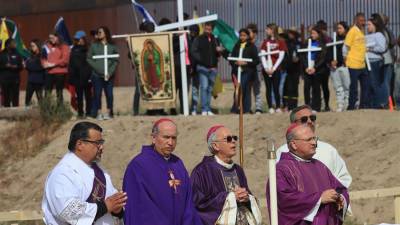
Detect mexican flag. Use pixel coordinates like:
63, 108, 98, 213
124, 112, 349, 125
4, 18, 30, 58
212, 19, 238, 53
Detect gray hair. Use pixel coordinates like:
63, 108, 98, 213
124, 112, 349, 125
286, 124, 309, 145
207, 132, 218, 154
151, 120, 177, 136
289, 105, 313, 123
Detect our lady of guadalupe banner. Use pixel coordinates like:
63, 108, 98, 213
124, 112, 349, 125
128, 32, 176, 109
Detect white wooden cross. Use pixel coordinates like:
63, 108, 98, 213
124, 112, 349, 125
258, 42, 281, 72
326, 32, 344, 61
92, 44, 120, 81
297, 39, 322, 69
160, 2, 217, 116
365, 41, 375, 71
113, 1, 218, 116
227, 47, 253, 83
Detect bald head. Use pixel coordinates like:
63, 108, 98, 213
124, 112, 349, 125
151, 120, 177, 157
287, 125, 317, 160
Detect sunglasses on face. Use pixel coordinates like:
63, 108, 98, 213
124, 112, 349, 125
215, 135, 238, 143
296, 115, 317, 124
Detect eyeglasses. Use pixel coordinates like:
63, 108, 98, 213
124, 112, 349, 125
294, 136, 318, 142
296, 115, 317, 124
214, 135, 238, 143
81, 139, 105, 146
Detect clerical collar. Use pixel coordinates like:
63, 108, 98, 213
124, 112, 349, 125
214, 155, 234, 169
290, 152, 312, 163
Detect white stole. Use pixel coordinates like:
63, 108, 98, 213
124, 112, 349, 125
216, 192, 262, 225
213, 155, 262, 225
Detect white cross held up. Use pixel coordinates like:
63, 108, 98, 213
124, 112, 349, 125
259, 42, 281, 71
92, 44, 120, 81
326, 32, 344, 61
365, 41, 376, 71
297, 39, 322, 69
227, 47, 253, 83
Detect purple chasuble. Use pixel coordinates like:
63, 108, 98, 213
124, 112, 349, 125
191, 156, 251, 225
123, 145, 201, 225
266, 152, 349, 225
86, 162, 106, 203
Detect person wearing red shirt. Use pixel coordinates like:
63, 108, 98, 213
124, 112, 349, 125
260, 23, 288, 114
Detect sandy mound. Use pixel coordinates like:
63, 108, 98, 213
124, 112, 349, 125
1, 83, 399, 224
0, 109, 399, 224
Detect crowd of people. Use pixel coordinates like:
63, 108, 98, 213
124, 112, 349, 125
42, 104, 352, 225
0, 26, 118, 120
0, 12, 399, 118
138, 11, 400, 116
188, 12, 400, 115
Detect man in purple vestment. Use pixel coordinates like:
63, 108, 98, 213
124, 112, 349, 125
267, 124, 349, 225
123, 118, 201, 225
191, 125, 262, 225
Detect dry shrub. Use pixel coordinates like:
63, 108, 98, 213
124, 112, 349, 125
0, 96, 72, 167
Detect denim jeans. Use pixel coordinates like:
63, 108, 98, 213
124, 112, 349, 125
348, 68, 370, 110
382, 64, 394, 107
91, 73, 114, 116
368, 60, 384, 109
394, 63, 400, 108
279, 71, 287, 106
133, 74, 140, 115
197, 65, 217, 112
231, 71, 253, 113
191, 73, 200, 112
252, 72, 263, 111
330, 66, 350, 110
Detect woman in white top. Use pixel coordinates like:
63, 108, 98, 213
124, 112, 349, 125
365, 16, 387, 109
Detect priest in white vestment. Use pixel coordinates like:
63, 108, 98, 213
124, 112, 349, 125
42, 122, 127, 225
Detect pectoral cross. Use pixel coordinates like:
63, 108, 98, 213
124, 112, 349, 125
92, 44, 120, 81
297, 39, 322, 69
168, 170, 181, 194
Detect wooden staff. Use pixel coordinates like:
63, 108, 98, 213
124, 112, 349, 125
227, 48, 253, 167
239, 85, 244, 167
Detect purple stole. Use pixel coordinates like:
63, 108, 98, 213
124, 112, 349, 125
86, 162, 107, 203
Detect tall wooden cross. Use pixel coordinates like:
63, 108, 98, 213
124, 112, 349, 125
156, 2, 217, 116
326, 32, 344, 61
297, 38, 322, 69
258, 42, 281, 73
92, 44, 120, 81
114, 1, 218, 116
227, 47, 253, 167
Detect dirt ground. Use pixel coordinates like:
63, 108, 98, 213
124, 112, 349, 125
1, 84, 399, 225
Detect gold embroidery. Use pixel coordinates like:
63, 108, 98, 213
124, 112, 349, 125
91, 176, 106, 202
168, 170, 181, 194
